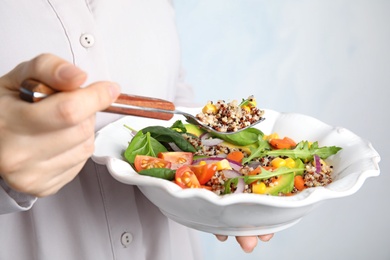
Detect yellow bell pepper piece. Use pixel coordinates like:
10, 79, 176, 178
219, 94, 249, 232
198, 161, 207, 166
241, 105, 251, 114
263, 132, 280, 141
271, 157, 286, 168
252, 182, 266, 194
202, 104, 218, 114
215, 159, 232, 171
285, 158, 296, 168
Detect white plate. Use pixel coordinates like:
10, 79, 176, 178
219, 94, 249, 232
92, 108, 380, 236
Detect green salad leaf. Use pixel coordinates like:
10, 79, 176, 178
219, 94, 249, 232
141, 125, 196, 152
169, 120, 187, 133
138, 168, 176, 180
211, 127, 265, 146
124, 131, 167, 163
264, 141, 342, 161
241, 138, 271, 164
238, 96, 256, 107
242, 140, 341, 164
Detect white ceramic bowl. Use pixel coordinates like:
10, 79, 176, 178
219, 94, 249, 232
92, 108, 380, 236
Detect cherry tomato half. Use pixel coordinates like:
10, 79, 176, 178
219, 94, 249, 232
134, 155, 171, 172
189, 163, 217, 185
175, 166, 200, 189
158, 152, 193, 169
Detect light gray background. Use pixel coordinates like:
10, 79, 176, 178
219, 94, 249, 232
173, 1, 389, 259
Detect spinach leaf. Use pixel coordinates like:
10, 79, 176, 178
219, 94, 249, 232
141, 126, 196, 152
211, 127, 264, 146
170, 120, 187, 133
124, 131, 167, 163
138, 168, 176, 180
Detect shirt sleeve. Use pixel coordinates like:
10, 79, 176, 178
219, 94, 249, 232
0, 178, 37, 215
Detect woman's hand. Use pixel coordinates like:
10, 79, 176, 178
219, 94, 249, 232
215, 234, 274, 253
0, 54, 120, 197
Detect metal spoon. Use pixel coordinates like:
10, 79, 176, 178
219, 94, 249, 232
19, 79, 264, 135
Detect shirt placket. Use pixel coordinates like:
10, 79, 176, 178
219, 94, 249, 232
47, 0, 111, 85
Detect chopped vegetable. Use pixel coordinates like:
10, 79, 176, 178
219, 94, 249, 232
226, 151, 244, 163
294, 175, 306, 191
189, 163, 217, 185
138, 168, 176, 181
175, 166, 201, 189
214, 159, 232, 171
124, 131, 167, 164
141, 125, 196, 152
313, 154, 321, 173
158, 152, 193, 170
252, 181, 267, 194
269, 137, 297, 149
123, 112, 342, 196
134, 155, 171, 172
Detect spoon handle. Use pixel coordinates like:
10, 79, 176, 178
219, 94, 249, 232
20, 79, 175, 120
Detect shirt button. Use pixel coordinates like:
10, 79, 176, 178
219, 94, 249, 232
121, 232, 133, 247
80, 33, 95, 48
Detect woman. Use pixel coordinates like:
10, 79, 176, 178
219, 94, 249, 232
0, 1, 272, 259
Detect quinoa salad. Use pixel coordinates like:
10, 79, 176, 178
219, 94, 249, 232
182, 132, 335, 195
124, 100, 341, 197
195, 96, 264, 133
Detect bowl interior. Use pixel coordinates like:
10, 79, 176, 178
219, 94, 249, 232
92, 108, 380, 235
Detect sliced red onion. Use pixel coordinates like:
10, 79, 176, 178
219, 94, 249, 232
200, 132, 211, 140
192, 157, 242, 171
199, 132, 224, 146
314, 154, 321, 173
221, 169, 245, 193
228, 159, 243, 171
221, 169, 240, 178
214, 153, 227, 158
248, 161, 262, 169
201, 138, 224, 146
168, 142, 182, 152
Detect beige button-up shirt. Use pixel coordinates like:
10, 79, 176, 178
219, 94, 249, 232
0, 0, 201, 259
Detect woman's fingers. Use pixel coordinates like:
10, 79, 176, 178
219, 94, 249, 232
215, 235, 228, 242
258, 233, 274, 242
2, 80, 120, 133
0, 53, 121, 133
235, 236, 258, 253
215, 234, 274, 253
2, 134, 95, 197
0, 53, 121, 197
4, 53, 87, 91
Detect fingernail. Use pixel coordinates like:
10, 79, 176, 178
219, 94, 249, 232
109, 84, 121, 100
57, 64, 85, 81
